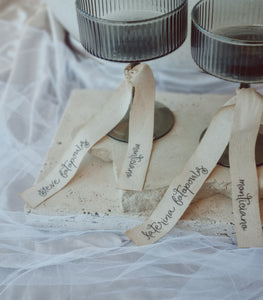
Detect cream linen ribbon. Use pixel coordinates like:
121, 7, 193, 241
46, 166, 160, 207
126, 88, 263, 248
20, 76, 133, 208
117, 64, 155, 191
126, 97, 235, 245
20, 63, 156, 208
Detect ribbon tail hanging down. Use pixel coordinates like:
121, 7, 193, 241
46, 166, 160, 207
126, 97, 236, 246
117, 63, 155, 191
20, 80, 133, 208
229, 88, 263, 248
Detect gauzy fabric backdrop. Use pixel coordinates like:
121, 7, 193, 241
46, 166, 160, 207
0, 0, 263, 299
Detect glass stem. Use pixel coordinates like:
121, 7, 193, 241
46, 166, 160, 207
240, 83, 251, 89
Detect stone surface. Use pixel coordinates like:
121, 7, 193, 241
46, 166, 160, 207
25, 89, 263, 239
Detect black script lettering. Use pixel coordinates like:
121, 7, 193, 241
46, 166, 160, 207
141, 230, 155, 240
198, 166, 209, 175
59, 140, 90, 179
172, 186, 185, 206
59, 162, 72, 178
159, 207, 176, 225
141, 222, 162, 240
139, 166, 209, 241
171, 166, 208, 206
182, 182, 194, 195
140, 207, 178, 240
126, 144, 144, 178
149, 222, 162, 233
38, 179, 60, 197
236, 179, 252, 231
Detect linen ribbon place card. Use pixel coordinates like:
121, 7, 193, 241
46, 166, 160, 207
20, 64, 154, 206
20, 63, 263, 248
126, 88, 263, 248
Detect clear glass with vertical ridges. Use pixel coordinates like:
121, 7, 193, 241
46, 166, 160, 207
76, 0, 188, 62
191, 0, 263, 84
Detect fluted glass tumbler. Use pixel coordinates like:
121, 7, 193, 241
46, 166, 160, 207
76, 0, 187, 62
76, 0, 188, 142
191, 0, 263, 84
191, 0, 263, 166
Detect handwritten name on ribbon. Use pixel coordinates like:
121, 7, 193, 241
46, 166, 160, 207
126, 144, 144, 178
117, 64, 155, 191
59, 140, 90, 179
20, 78, 133, 208
141, 166, 208, 241
236, 179, 252, 231
229, 88, 263, 248
126, 98, 235, 246
37, 140, 90, 198
171, 166, 208, 205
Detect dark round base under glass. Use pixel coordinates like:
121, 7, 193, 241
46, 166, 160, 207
108, 101, 175, 142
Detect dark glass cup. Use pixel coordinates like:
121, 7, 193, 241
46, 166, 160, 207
191, 0, 263, 166
76, 0, 188, 142
191, 0, 263, 84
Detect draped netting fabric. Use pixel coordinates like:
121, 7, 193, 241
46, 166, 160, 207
0, 1, 263, 299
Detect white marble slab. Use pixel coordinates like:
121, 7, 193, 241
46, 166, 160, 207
25, 90, 263, 240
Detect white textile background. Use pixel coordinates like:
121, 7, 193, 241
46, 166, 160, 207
0, 1, 263, 299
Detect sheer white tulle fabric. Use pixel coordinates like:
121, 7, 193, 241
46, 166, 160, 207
1, 1, 263, 299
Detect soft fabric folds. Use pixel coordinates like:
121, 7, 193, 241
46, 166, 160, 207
0, 1, 263, 299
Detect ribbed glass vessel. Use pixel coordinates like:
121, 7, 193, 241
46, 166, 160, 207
191, 0, 263, 83
76, 0, 187, 62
